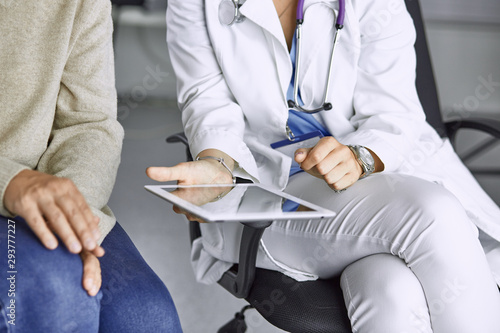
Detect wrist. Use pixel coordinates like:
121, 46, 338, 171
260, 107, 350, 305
197, 149, 235, 170
195, 156, 236, 184
347, 145, 375, 178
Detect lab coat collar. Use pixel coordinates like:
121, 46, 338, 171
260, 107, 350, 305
239, 0, 288, 51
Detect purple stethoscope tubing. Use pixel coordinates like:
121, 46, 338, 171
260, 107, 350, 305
296, 0, 345, 27
288, 0, 346, 114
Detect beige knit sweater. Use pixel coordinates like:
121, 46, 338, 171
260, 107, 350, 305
0, 0, 124, 243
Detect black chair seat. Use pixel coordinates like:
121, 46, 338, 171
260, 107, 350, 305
111, 0, 145, 5
246, 268, 351, 333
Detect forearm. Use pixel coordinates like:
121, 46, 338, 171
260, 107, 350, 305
38, 115, 123, 210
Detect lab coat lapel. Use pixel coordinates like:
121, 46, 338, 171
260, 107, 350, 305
239, 0, 292, 102
239, 0, 287, 51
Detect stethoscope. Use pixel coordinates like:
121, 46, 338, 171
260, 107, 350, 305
219, 0, 346, 114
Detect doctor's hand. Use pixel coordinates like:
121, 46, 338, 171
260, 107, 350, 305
294, 137, 364, 191
3, 170, 104, 256
146, 149, 235, 185
147, 149, 235, 221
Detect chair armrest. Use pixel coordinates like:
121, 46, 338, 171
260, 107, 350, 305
166, 132, 193, 161
218, 221, 272, 299
166, 132, 189, 145
445, 117, 500, 143
167, 131, 268, 298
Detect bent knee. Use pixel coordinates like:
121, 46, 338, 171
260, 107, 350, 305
341, 254, 432, 333
341, 254, 429, 319
341, 254, 425, 301
20, 247, 93, 304
376, 175, 474, 233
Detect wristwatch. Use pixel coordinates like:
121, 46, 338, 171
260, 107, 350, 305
348, 145, 375, 178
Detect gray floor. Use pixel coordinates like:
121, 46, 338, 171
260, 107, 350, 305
108, 8, 500, 333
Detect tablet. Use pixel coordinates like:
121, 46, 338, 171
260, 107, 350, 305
145, 183, 336, 222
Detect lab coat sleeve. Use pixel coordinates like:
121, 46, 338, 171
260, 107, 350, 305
166, 0, 260, 181
339, 0, 441, 172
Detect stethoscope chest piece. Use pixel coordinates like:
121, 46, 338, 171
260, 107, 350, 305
219, 0, 245, 26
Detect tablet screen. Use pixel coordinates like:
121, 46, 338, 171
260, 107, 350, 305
145, 184, 335, 222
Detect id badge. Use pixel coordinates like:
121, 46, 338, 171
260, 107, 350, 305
271, 130, 324, 157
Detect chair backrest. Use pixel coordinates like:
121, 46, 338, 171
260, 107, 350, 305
405, 0, 448, 137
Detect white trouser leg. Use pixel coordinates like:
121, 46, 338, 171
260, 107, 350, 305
340, 254, 432, 333
259, 173, 500, 332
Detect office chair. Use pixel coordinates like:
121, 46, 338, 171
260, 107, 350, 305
166, 0, 500, 331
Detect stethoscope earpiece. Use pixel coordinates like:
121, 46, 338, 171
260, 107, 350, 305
219, 0, 245, 26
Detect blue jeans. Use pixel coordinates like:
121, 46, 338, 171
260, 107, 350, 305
0, 216, 182, 333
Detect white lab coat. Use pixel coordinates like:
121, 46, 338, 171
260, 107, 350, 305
166, 0, 500, 284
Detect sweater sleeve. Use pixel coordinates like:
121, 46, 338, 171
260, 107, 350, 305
0, 158, 29, 217
36, 0, 124, 242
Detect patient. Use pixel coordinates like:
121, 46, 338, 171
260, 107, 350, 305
0, 1, 181, 331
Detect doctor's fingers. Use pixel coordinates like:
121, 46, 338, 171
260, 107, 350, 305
172, 205, 208, 223
297, 138, 348, 171
324, 163, 360, 191
146, 164, 192, 183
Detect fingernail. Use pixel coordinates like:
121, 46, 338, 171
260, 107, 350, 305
70, 241, 81, 253
84, 238, 95, 250
47, 239, 58, 249
86, 278, 94, 287
295, 151, 304, 156
91, 286, 99, 296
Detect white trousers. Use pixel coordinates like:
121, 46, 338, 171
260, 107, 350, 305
260, 172, 500, 332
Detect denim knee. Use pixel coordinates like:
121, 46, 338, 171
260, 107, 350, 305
0, 217, 100, 333
98, 222, 182, 332
99, 262, 182, 332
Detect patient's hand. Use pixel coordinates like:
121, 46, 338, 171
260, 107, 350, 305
4, 170, 104, 256
80, 250, 102, 296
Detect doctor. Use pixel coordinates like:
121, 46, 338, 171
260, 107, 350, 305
148, 0, 500, 331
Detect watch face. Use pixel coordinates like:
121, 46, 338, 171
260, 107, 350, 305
359, 147, 375, 166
